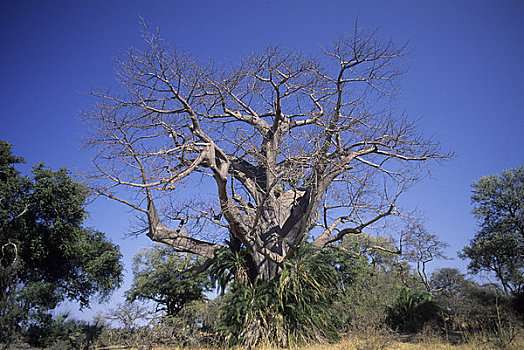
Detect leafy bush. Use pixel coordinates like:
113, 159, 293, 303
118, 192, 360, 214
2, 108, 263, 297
25, 313, 103, 349
386, 287, 441, 333
326, 233, 406, 332
340, 268, 399, 331
431, 268, 522, 338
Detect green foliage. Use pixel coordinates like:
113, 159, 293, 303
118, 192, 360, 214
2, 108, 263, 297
461, 166, 524, 295
461, 232, 524, 295
127, 244, 211, 316
276, 246, 342, 343
25, 313, 103, 349
218, 280, 276, 346
211, 233, 437, 345
386, 287, 441, 333
215, 243, 342, 347
208, 243, 253, 292
470, 166, 524, 236
336, 233, 403, 284
329, 233, 405, 331
431, 268, 521, 337
0, 141, 123, 342
340, 233, 400, 272
340, 265, 400, 331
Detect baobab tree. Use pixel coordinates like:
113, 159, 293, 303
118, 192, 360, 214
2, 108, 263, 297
83, 24, 449, 282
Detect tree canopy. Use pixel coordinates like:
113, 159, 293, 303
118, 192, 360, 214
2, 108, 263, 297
127, 244, 211, 316
0, 141, 123, 339
461, 165, 524, 295
83, 23, 449, 282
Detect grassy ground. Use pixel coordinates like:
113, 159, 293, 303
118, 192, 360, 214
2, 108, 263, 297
256, 335, 523, 350
98, 331, 524, 350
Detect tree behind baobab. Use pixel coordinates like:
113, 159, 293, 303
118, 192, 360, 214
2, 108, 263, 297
83, 23, 449, 282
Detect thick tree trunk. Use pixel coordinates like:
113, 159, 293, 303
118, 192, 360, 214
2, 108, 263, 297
242, 189, 312, 282
252, 251, 281, 282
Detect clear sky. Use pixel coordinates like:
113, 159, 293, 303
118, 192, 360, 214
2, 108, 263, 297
1, 0, 523, 320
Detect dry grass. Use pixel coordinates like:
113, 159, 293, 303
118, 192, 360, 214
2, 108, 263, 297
99, 330, 524, 350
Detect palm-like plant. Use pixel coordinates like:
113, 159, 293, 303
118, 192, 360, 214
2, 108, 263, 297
211, 243, 342, 347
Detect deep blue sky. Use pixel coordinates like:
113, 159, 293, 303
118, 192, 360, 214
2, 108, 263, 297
1, 0, 523, 319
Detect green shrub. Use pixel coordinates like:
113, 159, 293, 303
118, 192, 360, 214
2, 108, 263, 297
25, 313, 103, 349
340, 269, 399, 331
386, 287, 441, 333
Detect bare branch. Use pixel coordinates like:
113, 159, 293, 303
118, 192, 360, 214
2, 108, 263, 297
83, 22, 450, 281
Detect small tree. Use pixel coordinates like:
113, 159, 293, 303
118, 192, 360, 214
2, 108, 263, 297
105, 302, 153, 331
0, 141, 123, 342
460, 166, 524, 295
401, 223, 448, 291
127, 244, 211, 316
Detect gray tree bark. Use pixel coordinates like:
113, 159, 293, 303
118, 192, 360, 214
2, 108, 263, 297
84, 23, 450, 281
